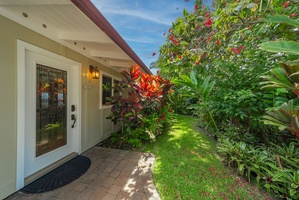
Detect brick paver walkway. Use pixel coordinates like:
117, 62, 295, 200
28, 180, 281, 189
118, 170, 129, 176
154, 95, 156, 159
6, 146, 161, 200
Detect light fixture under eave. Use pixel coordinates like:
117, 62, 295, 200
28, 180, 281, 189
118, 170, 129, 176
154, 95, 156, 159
89, 65, 100, 79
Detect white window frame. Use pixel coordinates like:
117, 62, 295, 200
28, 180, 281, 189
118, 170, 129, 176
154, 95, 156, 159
99, 71, 121, 110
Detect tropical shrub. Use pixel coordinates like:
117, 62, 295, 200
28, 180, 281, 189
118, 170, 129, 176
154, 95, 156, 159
150, 0, 299, 198
174, 71, 218, 133
153, 0, 298, 137
218, 138, 299, 199
260, 16, 299, 140
107, 64, 173, 147
218, 139, 272, 182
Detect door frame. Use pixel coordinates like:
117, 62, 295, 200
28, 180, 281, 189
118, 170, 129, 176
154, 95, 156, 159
16, 40, 82, 190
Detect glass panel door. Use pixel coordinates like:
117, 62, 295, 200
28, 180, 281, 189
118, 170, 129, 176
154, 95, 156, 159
36, 64, 67, 157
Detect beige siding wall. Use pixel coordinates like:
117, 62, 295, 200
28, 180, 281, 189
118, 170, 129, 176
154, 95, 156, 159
0, 15, 121, 199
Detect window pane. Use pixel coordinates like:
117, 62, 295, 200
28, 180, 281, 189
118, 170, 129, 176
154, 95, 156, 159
113, 79, 120, 95
36, 64, 67, 157
102, 75, 112, 105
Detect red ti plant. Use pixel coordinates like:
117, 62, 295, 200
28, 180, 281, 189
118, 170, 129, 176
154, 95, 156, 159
106, 64, 173, 145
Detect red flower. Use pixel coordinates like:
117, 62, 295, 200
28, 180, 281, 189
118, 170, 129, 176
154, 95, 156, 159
205, 12, 210, 18
194, 5, 199, 10
248, 26, 251, 30
283, 1, 290, 8
205, 19, 212, 27
215, 40, 221, 45
152, 52, 156, 56
231, 46, 244, 54
178, 55, 182, 59
206, 37, 211, 42
291, 13, 297, 17
231, 47, 237, 54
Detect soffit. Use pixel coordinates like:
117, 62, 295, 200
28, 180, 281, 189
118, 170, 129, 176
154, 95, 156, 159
0, 0, 134, 70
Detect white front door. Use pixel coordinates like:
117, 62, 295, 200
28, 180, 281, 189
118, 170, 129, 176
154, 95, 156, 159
24, 50, 79, 178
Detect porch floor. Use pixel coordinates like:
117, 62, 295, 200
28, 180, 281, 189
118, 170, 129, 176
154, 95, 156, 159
6, 146, 161, 200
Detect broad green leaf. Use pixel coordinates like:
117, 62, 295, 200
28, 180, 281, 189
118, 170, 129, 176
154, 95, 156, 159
260, 41, 299, 55
260, 68, 294, 90
124, 112, 133, 117
290, 189, 296, 196
190, 71, 198, 86
187, 104, 204, 109
201, 76, 215, 101
263, 15, 299, 29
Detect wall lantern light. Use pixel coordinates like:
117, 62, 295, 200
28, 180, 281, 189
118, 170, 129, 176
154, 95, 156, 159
89, 65, 100, 79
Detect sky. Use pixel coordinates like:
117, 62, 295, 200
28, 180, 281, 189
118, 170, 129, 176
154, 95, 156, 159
91, 0, 211, 74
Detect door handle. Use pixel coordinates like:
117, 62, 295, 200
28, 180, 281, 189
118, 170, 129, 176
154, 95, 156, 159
71, 114, 76, 128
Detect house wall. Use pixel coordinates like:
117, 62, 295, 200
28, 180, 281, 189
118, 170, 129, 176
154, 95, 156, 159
0, 15, 121, 199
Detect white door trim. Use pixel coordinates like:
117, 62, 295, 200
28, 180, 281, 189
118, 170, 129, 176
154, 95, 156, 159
16, 40, 82, 190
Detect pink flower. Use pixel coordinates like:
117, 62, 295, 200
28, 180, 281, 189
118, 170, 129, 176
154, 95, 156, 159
283, 1, 290, 8
291, 13, 297, 17
205, 19, 212, 27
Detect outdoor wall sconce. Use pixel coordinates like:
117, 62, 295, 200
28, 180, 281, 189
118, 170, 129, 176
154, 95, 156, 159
89, 65, 100, 79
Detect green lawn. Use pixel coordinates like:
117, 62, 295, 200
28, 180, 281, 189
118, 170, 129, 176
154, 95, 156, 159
143, 115, 273, 200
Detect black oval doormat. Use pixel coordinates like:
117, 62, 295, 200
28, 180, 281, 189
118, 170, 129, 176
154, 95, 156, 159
20, 155, 91, 194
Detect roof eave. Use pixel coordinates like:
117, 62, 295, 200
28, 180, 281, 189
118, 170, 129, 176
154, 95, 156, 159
71, 0, 152, 74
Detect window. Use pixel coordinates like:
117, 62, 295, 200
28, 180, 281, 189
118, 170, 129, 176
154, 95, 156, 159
100, 72, 120, 109
102, 75, 112, 106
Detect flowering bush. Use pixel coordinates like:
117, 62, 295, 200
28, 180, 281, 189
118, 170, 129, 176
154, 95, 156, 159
107, 64, 173, 147
152, 0, 299, 198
